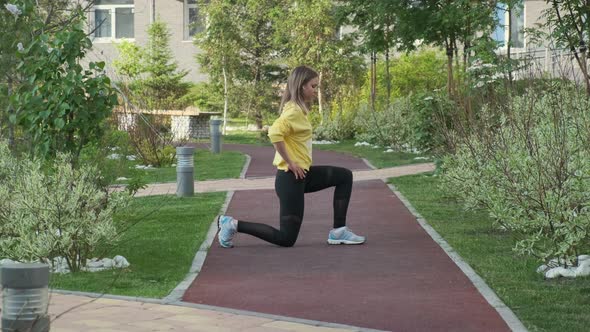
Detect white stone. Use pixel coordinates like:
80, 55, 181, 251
414, 157, 429, 160
578, 255, 590, 262
354, 141, 371, 147
113, 255, 130, 268
384, 149, 394, 153
116, 177, 129, 181
536, 264, 548, 274
575, 262, 590, 277
101, 258, 114, 268
312, 140, 338, 145
107, 153, 121, 160
126, 155, 136, 161
0, 258, 16, 265
545, 267, 571, 279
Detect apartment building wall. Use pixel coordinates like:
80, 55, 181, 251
524, 0, 550, 49
85, 0, 206, 83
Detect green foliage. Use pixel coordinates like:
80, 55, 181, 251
4, 2, 118, 162
277, 0, 365, 112
116, 20, 191, 110
113, 40, 143, 79
0, 141, 131, 272
50, 193, 227, 297
187, 82, 224, 113
536, 0, 590, 94
79, 126, 147, 195
406, 91, 456, 153
196, 0, 287, 128
353, 101, 412, 149
440, 85, 590, 265
359, 50, 447, 110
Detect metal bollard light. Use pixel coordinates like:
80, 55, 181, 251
1, 263, 50, 332
176, 146, 195, 197
209, 118, 223, 154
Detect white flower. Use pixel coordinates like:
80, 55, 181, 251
424, 96, 433, 101
47, 47, 54, 53
4, 3, 22, 18
475, 81, 485, 88
16, 42, 24, 52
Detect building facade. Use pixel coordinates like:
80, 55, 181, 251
86, 0, 207, 82
84, 1, 565, 84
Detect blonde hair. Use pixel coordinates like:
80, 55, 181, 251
279, 66, 318, 114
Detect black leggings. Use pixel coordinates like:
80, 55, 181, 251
237, 166, 353, 247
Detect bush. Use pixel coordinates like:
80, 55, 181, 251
406, 91, 457, 153
352, 100, 413, 149
0, 141, 131, 272
79, 125, 147, 194
440, 85, 590, 265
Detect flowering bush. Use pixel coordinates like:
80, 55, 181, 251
0, 142, 131, 272
440, 85, 590, 265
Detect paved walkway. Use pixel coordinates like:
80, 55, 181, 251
133, 163, 435, 197
35, 144, 524, 331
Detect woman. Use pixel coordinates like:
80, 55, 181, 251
217, 65, 365, 248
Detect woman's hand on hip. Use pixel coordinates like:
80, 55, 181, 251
287, 162, 307, 179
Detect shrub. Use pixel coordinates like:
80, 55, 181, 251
440, 85, 590, 265
352, 100, 413, 149
0, 141, 131, 272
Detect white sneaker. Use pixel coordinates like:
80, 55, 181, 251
327, 227, 365, 245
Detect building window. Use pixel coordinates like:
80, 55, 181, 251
492, 2, 525, 48
184, 0, 204, 40
93, 0, 134, 40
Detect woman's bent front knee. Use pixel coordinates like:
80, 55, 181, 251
277, 215, 302, 247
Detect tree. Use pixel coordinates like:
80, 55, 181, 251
194, 0, 242, 133
196, 0, 288, 129
3, 1, 118, 163
134, 20, 191, 110
1, 0, 96, 151
277, 0, 364, 121
342, 0, 402, 110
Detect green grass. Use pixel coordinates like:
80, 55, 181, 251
220, 133, 432, 169
116, 150, 245, 184
50, 193, 226, 298
390, 173, 590, 332
222, 130, 270, 146
314, 139, 432, 168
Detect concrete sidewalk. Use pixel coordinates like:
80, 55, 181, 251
132, 163, 436, 197
42, 293, 365, 331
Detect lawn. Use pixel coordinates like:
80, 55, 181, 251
390, 173, 590, 332
220, 131, 432, 169
115, 149, 246, 184
314, 139, 432, 168
50, 193, 226, 298
50, 148, 246, 298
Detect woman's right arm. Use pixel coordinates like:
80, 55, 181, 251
273, 141, 306, 179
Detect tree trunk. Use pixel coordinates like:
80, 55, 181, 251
370, 51, 377, 111
507, 4, 513, 84
222, 64, 228, 135
385, 48, 391, 108
446, 43, 455, 96
7, 80, 15, 151
318, 70, 323, 124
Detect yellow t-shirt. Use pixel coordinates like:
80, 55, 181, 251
267, 101, 313, 171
